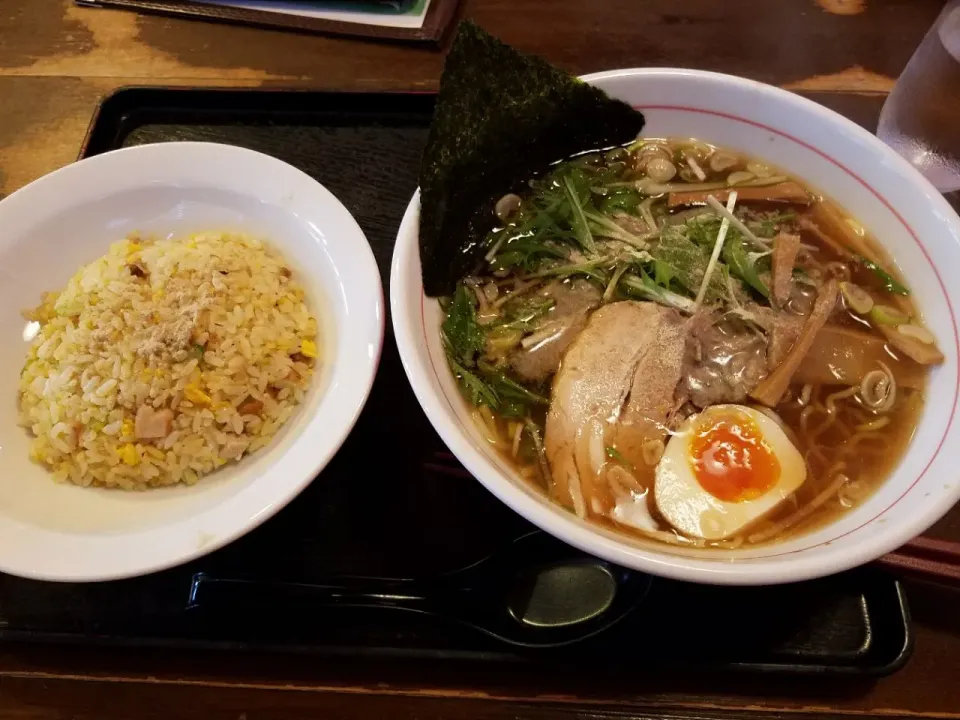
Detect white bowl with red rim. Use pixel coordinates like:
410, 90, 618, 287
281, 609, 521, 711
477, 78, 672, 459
391, 68, 960, 585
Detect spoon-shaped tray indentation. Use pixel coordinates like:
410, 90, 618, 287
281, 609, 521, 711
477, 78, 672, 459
187, 531, 652, 648
508, 562, 617, 628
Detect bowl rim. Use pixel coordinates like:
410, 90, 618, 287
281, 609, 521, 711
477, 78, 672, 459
0, 141, 385, 581
391, 67, 960, 585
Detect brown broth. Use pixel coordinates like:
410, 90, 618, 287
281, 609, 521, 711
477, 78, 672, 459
457, 138, 934, 550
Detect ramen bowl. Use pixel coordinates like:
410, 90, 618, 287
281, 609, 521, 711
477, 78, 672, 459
391, 68, 960, 585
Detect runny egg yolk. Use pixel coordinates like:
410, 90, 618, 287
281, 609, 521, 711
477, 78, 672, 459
689, 413, 780, 502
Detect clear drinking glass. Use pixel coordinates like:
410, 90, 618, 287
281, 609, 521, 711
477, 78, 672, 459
877, 0, 960, 195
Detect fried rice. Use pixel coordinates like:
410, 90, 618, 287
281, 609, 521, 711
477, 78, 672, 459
17, 231, 318, 490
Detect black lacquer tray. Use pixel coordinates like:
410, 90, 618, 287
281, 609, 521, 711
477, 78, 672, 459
0, 88, 911, 675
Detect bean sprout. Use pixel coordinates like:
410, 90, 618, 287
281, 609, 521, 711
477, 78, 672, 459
520, 321, 567, 350
799, 404, 816, 433
686, 156, 707, 182
511, 421, 523, 458
491, 278, 542, 309
466, 279, 498, 324
471, 409, 501, 447
638, 197, 659, 232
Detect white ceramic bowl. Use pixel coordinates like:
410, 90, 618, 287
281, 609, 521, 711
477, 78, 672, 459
391, 69, 960, 585
0, 142, 383, 581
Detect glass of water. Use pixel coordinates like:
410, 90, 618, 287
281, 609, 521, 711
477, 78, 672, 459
877, 0, 960, 195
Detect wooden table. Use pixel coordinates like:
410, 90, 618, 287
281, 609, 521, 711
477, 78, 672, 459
1, 1, 959, 718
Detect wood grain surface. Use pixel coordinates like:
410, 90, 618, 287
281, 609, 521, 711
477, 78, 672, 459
0, 0, 946, 197
0, 1, 959, 718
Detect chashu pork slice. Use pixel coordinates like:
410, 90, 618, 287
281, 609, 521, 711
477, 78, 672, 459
544, 301, 688, 518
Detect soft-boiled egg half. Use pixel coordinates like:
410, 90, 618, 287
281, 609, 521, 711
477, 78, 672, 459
655, 404, 806, 540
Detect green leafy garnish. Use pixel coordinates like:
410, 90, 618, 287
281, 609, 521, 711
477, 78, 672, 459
440, 285, 550, 417
649, 224, 724, 300
445, 354, 548, 418
605, 445, 634, 469
532, 256, 611, 282
491, 233, 567, 273
442, 284, 486, 365
562, 174, 596, 253
653, 258, 676, 287
584, 211, 650, 248
860, 256, 910, 296
620, 269, 696, 313
649, 228, 704, 293
751, 211, 796, 238
483, 370, 549, 418
491, 373, 548, 405
723, 236, 770, 298
685, 215, 724, 247
600, 187, 641, 214
447, 354, 499, 408
499, 297, 556, 331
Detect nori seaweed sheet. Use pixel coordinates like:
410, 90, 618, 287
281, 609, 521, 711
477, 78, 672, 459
418, 22, 646, 297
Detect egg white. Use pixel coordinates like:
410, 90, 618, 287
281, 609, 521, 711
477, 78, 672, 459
654, 404, 807, 541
